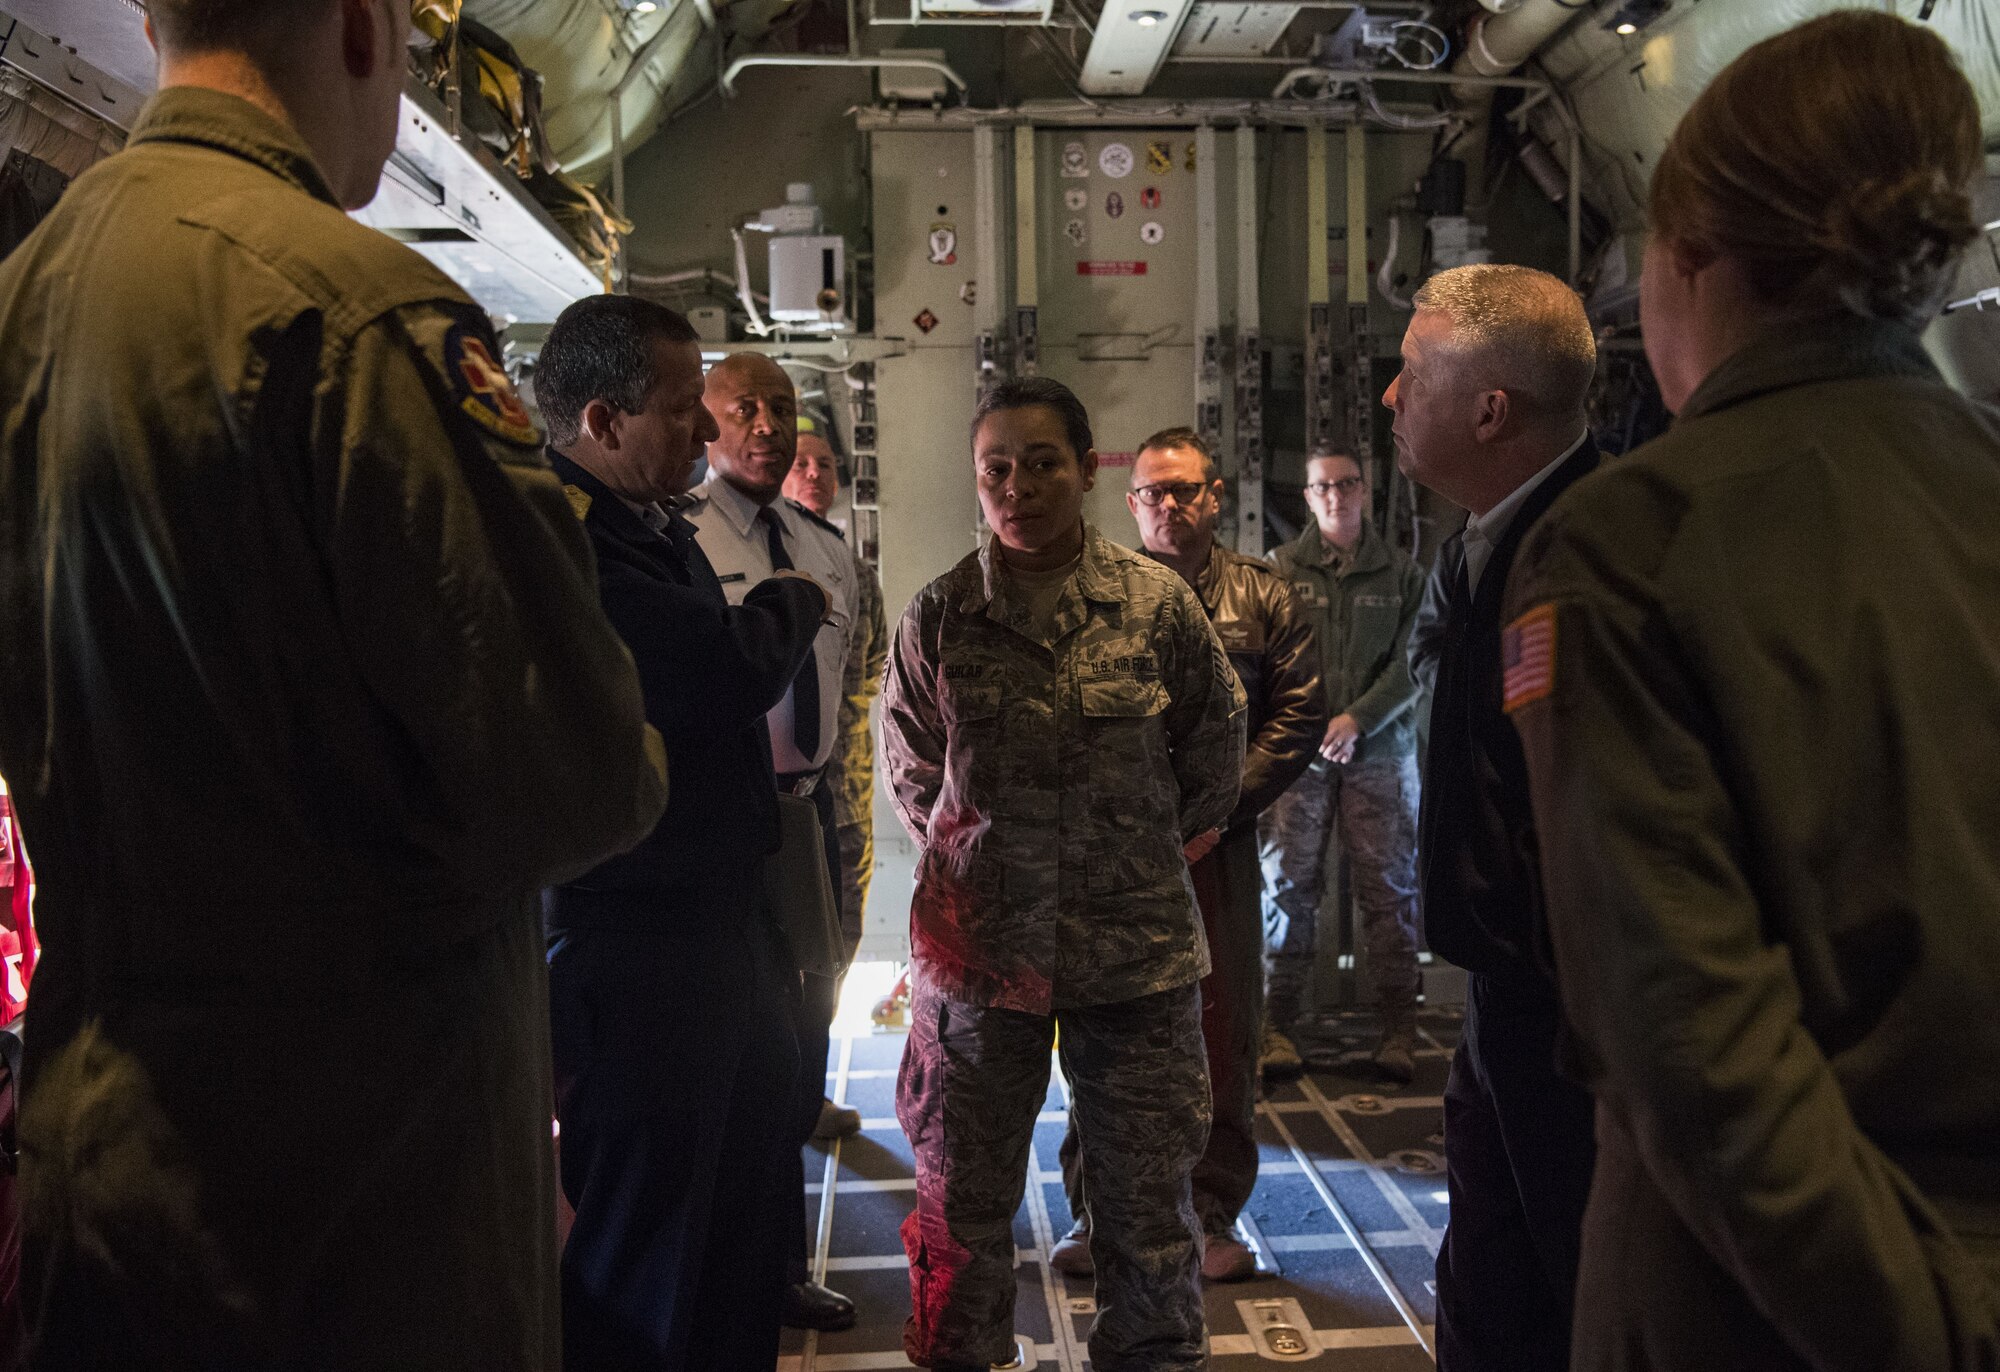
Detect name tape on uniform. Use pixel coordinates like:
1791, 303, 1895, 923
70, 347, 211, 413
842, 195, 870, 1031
1501, 603, 1557, 713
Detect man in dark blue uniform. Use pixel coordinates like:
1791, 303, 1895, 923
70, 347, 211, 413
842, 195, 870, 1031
1385, 265, 1600, 1372
537, 297, 828, 1371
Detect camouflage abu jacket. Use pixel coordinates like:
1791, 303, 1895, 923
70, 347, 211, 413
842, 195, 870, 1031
882, 525, 1247, 1014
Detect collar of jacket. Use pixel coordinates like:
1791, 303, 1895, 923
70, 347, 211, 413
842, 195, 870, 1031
1287, 515, 1388, 575
126, 86, 339, 207
547, 448, 677, 549
695, 472, 790, 539
1678, 313, 1941, 424
962, 522, 1125, 614
1136, 539, 1232, 609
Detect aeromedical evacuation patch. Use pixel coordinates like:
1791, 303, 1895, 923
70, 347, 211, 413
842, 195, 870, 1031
446, 325, 542, 447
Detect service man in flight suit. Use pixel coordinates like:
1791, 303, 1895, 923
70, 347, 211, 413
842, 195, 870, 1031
685, 353, 861, 1330
883, 378, 1246, 1372
0, 0, 666, 1366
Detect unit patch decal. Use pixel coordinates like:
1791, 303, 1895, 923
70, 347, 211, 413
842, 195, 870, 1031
959, 280, 977, 305
446, 326, 540, 446
1139, 220, 1164, 245
1098, 142, 1134, 179
1145, 140, 1172, 174
1064, 217, 1087, 247
1061, 140, 1090, 178
927, 223, 958, 266
913, 308, 939, 334
1105, 191, 1124, 220
1140, 185, 1161, 210
1076, 260, 1147, 276
1064, 187, 1088, 212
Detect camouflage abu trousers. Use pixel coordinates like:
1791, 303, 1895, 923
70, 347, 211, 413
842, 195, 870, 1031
897, 978, 1210, 1371
1060, 827, 1265, 1237
836, 817, 872, 943
1256, 751, 1422, 1030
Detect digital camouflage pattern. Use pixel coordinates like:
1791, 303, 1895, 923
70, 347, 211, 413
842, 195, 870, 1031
881, 525, 1247, 1014
898, 979, 1209, 1371
832, 548, 888, 933
1257, 754, 1422, 1031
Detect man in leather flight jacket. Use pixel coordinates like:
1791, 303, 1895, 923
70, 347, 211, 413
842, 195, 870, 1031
1054, 427, 1325, 1283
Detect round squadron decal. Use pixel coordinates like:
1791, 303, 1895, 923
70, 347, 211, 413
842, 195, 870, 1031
1064, 187, 1087, 212
445, 325, 540, 447
1098, 142, 1135, 179
1064, 217, 1088, 247
1139, 220, 1165, 245
927, 222, 958, 266
1061, 140, 1090, 178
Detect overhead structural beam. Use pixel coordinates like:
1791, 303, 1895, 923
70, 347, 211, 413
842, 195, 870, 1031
719, 53, 968, 96
1079, 0, 1196, 96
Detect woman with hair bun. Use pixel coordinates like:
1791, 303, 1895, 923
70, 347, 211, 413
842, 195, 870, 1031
1503, 11, 2000, 1371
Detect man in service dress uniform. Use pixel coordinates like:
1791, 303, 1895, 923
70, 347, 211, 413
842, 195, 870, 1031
0, 1, 666, 1366
883, 378, 1246, 1372
685, 354, 862, 1330
536, 297, 827, 1371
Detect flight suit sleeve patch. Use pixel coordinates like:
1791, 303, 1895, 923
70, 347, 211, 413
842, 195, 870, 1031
1501, 602, 1558, 714
561, 484, 593, 521
444, 324, 542, 447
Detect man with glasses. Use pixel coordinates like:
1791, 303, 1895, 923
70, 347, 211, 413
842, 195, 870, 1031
1050, 427, 1323, 1282
1259, 447, 1426, 1082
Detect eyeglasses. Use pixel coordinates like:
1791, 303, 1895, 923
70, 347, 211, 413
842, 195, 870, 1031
1305, 477, 1366, 497
1132, 482, 1213, 508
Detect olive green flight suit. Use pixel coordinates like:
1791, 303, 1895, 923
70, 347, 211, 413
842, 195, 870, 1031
1507, 316, 2000, 1371
0, 88, 666, 1370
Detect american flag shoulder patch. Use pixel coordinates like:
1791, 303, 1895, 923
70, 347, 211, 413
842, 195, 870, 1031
1501, 602, 1558, 714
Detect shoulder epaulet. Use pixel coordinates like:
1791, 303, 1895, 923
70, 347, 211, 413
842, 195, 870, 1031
785, 498, 847, 540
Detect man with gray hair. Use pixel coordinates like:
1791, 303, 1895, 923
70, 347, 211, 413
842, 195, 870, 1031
1384, 263, 1600, 1371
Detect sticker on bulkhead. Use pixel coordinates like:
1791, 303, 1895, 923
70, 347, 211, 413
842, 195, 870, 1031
1061, 140, 1090, 177
1064, 187, 1087, 212
1139, 220, 1164, 245
1145, 140, 1172, 174
1098, 142, 1134, 178
927, 222, 958, 266
1140, 185, 1160, 210
913, 308, 939, 334
1105, 191, 1124, 220
1065, 217, 1087, 247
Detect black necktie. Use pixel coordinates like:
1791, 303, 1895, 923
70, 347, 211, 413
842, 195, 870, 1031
759, 507, 822, 761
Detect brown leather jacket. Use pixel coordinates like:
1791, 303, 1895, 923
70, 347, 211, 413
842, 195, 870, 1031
1162, 542, 1327, 831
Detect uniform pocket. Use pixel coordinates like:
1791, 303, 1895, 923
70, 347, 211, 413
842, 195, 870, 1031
1079, 676, 1169, 718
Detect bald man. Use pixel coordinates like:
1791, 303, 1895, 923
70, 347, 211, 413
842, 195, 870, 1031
684, 354, 861, 1331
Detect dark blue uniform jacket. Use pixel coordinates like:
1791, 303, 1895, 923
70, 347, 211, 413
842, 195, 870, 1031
1414, 435, 1600, 988
544, 450, 821, 925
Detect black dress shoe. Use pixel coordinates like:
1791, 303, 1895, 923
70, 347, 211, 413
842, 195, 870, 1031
782, 1280, 857, 1332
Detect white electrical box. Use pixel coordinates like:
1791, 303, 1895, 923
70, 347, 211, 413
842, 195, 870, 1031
769, 234, 849, 328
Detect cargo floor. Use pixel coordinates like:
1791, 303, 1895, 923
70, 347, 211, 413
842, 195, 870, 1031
779, 1006, 1459, 1370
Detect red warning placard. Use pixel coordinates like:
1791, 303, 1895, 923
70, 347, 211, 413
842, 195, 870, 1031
1076, 261, 1148, 276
